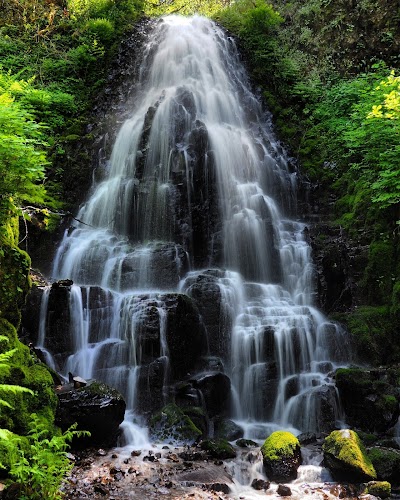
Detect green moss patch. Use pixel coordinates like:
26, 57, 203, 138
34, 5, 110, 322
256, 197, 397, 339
261, 431, 300, 462
149, 403, 202, 445
200, 438, 236, 459
323, 429, 376, 482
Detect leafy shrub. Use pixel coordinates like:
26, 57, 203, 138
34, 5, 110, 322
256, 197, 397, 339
85, 17, 115, 43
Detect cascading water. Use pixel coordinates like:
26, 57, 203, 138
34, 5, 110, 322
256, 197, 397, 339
37, 15, 349, 446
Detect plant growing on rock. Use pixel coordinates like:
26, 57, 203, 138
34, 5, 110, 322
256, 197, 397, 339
261, 431, 302, 482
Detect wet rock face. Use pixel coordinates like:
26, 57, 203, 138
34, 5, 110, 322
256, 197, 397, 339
56, 381, 126, 449
164, 293, 207, 381
335, 367, 400, 433
182, 270, 232, 359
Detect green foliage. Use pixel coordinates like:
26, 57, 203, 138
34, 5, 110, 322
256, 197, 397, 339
0, 337, 34, 410
1, 414, 89, 499
333, 306, 400, 365
261, 430, 300, 462
0, 78, 47, 220
0, 319, 57, 434
215, 0, 283, 84
145, 0, 230, 17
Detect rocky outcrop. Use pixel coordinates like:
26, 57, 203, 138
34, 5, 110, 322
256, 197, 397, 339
368, 447, 400, 485
323, 429, 376, 482
261, 431, 302, 483
149, 403, 202, 445
55, 381, 126, 448
335, 367, 400, 433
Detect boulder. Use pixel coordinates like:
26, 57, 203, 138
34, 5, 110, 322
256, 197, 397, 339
149, 403, 202, 445
261, 431, 302, 483
277, 484, 292, 496
55, 380, 126, 448
368, 447, 400, 485
191, 372, 231, 418
215, 419, 244, 441
251, 478, 270, 491
200, 438, 236, 459
335, 367, 400, 433
323, 429, 376, 482
363, 481, 392, 499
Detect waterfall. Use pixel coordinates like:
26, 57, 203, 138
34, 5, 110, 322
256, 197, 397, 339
38, 15, 349, 444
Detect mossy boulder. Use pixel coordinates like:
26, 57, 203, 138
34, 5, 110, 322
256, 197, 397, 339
335, 367, 399, 433
323, 429, 376, 482
215, 418, 244, 441
55, 380, 126, 448
200, 438, 236, 459
149, 403, 202, 445
261, 431, 302, 483
368, 447, 400, 485
362, 481, 391, 499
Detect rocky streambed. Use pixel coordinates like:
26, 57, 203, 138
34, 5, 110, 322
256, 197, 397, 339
61, 441, 398, 500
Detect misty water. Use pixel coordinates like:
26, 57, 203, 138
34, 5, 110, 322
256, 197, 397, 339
37, 15, 351, 493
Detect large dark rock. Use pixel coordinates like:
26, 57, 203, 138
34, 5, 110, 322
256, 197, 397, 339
149, 403, 202, 445
215, 419, 244, 441
118, 243, 189, 290
191, 372, 231, 418
323, 429, 376, 483
261, 431, 302, 483
182, 270, 234, 359
335, 367, 400, 433
55, 380, 126, 448
368, 446, 400, 485
164, 293, 207, 380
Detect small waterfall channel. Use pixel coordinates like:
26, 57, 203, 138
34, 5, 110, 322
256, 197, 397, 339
36, 15, 349, 454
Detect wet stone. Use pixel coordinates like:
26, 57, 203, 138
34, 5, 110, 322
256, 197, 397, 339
277, 484, 292, 496
251, 478, 270, 491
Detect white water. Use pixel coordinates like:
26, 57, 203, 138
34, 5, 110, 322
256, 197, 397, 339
38, 15, 350, 454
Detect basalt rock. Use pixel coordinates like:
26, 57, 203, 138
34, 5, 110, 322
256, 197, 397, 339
55, 380, 126, 448
261, 431, 302, 483
323, 429, 376, 483
335, 367, 400, 433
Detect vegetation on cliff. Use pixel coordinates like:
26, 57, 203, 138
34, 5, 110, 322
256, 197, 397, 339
0, 0, 144, 494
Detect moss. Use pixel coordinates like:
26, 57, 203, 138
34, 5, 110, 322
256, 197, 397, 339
323, 430, 376, 480
362, 240, 395, 305
334, 307, 400, 365
200, 438, 236, 459
368, 447, 400, 483
149, 403, 202, 444
0, 319, 57, 435
261, 431, 300, 462
364, 481, 391, 499
0, 242, 31, 327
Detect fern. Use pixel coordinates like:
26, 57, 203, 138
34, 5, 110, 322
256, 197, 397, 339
2, 414, 90, 499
